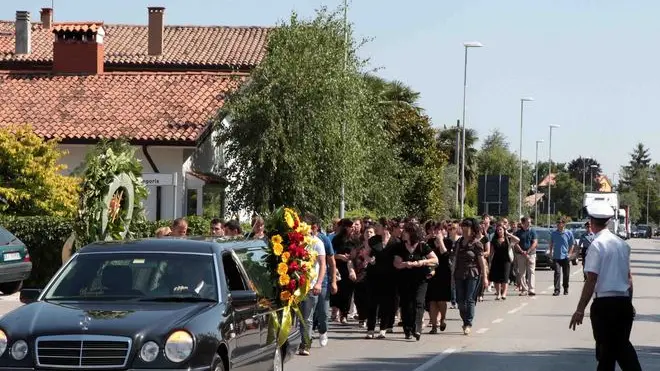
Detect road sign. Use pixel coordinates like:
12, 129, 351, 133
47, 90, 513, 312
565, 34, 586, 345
141, 173, 177, 187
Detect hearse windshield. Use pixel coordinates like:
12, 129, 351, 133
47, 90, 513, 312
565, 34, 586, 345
43, 252, 218, 301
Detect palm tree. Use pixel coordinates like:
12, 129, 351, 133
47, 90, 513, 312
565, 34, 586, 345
364, 74, 422, 112
437, 125, 478, 182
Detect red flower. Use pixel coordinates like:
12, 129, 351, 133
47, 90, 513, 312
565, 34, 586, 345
288, 232, 303, 244
289, 261, 300, 273
299, 276, 306, 287
301, 264, 308, 273
288, 279, 297, 291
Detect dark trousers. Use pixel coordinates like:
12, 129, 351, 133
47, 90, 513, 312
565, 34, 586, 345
455, 276, 479, 327
331, 278, 354, 317
590, 297, 641, 371
399, 280, 428, 334
366, 276, 396, 331
553, 258, 570, 292
353, 280, 369, 321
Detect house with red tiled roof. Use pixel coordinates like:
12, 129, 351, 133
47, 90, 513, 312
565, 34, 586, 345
0, 7, 271, 220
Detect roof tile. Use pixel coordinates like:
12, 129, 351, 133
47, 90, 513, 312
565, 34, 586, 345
0, 21, 271, 68
0, 71, 245, 143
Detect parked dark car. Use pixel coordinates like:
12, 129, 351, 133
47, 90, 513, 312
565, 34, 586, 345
533, 227, 553, 269
0, 238, 300, 371
636, 225, 653, 239
0, 225, 32, 295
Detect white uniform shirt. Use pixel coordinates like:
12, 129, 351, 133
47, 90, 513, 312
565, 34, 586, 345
309, 236, 326, 288
584, 228, 631, 296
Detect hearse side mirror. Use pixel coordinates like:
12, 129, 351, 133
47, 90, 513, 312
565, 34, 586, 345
20, 288, 42, 304
228, 290, 258, 309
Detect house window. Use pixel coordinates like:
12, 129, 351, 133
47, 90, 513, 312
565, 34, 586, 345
186, 189, 198, 216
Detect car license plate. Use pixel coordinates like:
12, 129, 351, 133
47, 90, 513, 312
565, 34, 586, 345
3, 252, 20, 261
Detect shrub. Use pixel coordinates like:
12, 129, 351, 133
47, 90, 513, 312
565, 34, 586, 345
0, 215, 215, 287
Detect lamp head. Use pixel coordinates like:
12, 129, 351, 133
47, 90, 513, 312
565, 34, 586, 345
463, 41, 484, 48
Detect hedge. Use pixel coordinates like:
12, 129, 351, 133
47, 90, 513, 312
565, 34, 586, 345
0, 215, 216, 288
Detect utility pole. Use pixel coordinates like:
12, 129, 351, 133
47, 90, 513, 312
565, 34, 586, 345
339, 0, 349, 218
455, 119, 460, 215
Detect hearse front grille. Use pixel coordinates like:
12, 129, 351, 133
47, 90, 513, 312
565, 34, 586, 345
36, 335, 131, 369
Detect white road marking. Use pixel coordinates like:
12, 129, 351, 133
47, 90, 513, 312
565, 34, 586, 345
531, 296, 538, 300
412, 348, 458, 371
541, 291, 548, 294
492, 318, 504, 324
507, 302, 528, 314
547, 285, 555, 290
571, 270, 581, 276
476, 328, 489, 334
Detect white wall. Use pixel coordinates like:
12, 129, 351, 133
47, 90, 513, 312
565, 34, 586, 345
59, 144, 190, 221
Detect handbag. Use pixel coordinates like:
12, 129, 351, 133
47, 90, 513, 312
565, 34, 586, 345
506, 237, 515, 263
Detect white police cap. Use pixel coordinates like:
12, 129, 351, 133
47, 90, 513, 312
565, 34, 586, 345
586, 202, 614, 219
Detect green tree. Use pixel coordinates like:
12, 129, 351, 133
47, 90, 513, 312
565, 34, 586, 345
619, 191, 641, 223
567, 156, 602, 190
475, 129, 532, 218
620, 142, 652, 190
365, 75, 449, 218
217, 7, 395, 220
0, 125, 79, 217
551, 172, 584, 218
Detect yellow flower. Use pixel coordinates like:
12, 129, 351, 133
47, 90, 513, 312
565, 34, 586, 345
273, 243, 284, 256
271, 234, 283, 244
284, 212, 295, 229
280, 290, 291, 302
278, 274, 290, 287
277, 263, 288, 276
281, 252, 290, 263
303, 236, 313, 247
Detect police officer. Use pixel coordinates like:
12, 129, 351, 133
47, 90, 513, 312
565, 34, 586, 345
569, 202, 641, 371
578, 221, 595, 281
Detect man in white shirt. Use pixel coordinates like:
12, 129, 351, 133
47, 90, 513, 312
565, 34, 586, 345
569, 202, 641, 371
297, 214, 326, 356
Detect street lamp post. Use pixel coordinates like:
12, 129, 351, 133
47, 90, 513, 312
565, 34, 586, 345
534, 139, 544, 222
547, 124, 560, 227
582, 157, 586, 192
459, 41, 483, 218
647, 177, 653, 225
339, 0, 349, 218
518, 97, 534, 219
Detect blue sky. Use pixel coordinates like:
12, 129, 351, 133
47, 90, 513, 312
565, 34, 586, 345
3, 0, 659, 182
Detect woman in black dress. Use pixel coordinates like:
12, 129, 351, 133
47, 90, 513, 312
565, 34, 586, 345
488, 222, 520, 300
393, 223, 438, 340
330, 219, 357, 324
365, 218, 397, 339
425, 221, 452, 334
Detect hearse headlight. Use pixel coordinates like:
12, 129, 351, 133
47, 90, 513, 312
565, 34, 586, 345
0, 330, 7, 356
10, 340, 28, 360
164, 331, 193, 363
140, 341, 159, 362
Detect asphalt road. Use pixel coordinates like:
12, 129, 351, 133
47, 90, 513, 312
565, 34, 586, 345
0, 238, 658, 370
285, 237, 660, 371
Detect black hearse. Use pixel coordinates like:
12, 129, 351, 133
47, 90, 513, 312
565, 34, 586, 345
0, 238, 300, 371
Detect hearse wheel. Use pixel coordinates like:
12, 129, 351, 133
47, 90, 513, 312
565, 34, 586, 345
211, 353, 226, 371
0, 281, 22, 295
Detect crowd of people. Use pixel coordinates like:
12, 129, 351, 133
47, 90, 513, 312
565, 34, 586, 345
154, 213, 592, 356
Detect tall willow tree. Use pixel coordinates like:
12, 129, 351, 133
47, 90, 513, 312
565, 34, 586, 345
217, 7, 399, 220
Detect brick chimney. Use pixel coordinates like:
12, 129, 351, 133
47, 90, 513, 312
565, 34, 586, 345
148, 7, 164, 56
15, 11, 31, 55
40, 8, 53, 29
52, 23, 105, 74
